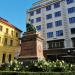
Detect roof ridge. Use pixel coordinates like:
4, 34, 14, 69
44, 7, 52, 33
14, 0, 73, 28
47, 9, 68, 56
0, 17, 22, 32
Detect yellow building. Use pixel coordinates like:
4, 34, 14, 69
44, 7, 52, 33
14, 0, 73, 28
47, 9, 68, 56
0, 17, 22, 64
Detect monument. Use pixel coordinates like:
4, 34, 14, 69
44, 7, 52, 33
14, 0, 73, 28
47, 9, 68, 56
19, 23, 44, 61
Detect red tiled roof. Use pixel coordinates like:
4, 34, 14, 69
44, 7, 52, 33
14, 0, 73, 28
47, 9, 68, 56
0, 17, 22, 32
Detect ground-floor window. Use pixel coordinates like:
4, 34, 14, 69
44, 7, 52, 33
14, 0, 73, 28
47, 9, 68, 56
2, 53, 6, 63
72, 39, 75, 47
47, 40, 64, 49
8, 54, 11, 62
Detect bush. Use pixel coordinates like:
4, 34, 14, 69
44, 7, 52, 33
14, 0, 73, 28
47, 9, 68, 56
0, 60, 23, 71
25, 60, 49, 72
24, 59, 73, 72
0, 63, 8, 71
48, 59, 73, 72
0, 59, 73, 72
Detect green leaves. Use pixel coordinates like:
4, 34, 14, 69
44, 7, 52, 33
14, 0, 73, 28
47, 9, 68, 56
0, 59, 73, 72
23, 59, 73, 72
0, 60, 23, 71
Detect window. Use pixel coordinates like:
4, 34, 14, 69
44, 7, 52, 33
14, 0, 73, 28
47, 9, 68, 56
31, 19, 34, 24
36, 17, 41, 22
55, 11, 61, 17
2, 53, 6, 63
55, 20, 62, 26
36, 9, 41, 14
68, 7, 75, 14
30, 11, 34, 16
11, 30, 13, 36
8, 54, 11, 62
56, 30, 63, 36
46, 14, 52, 19
53, 42, 56, 48
6, 28, 8, 34
56, 42, 60, 48
60, 41, 64, 48
0, 37, 1, 43
48, 42, 52, 49
10, 40, 13, 46
71, 28, 75, 34
0, 25, 3, 31
16, 32, 18, 37
69, 17, 75, 23
36, 25, 41, 31
4, 38, 7, 45
46, 5, 51, 11
47, 22, 53, 28
66, 0, 74, 4
54, 2, 60, 8
47, 40, 64, 49
72, 39, 75, 47
47, 32, 53, 38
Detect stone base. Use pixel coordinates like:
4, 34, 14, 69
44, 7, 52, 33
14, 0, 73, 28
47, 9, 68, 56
19, 57, 38, 61
18, 56, 45, 66
19, 32, 44, 65
19, 56, 44, 61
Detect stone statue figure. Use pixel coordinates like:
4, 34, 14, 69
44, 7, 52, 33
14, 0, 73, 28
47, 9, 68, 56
26, 19, 36, 32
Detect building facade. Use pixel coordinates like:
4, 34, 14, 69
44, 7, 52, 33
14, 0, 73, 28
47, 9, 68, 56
27, 0, 75, 50
0, 17, 22, 64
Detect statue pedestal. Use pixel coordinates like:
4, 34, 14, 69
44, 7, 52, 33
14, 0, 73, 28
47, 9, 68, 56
19, 32, 44, 62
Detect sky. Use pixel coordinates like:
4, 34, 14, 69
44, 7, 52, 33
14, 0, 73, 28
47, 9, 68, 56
0, 0, 39, 32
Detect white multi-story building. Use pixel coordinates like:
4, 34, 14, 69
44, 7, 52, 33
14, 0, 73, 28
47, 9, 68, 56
26, 0, 75, 50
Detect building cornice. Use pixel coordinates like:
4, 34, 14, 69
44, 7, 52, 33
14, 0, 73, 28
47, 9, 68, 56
0, 17, 22, 32
27, 0, 64, 12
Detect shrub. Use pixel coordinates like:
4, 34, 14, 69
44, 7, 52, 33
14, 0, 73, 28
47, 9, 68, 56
24, 60, 48, 72
24, 59, 73, 72
0, 59, 73, 72
0, 63, 8, 71
48, 59, 73, 72
0, 60, 23, 71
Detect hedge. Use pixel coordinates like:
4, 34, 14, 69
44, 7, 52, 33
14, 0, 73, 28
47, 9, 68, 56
0, 71, 75, 75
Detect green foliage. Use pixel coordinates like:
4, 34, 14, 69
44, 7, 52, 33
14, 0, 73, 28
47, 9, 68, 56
25, 60, 49, 72
0, 60, 23, 71
24, 59, 73, 72
0, 63, 8, 71
0, 59, 73, 72
49, 59, 73, 72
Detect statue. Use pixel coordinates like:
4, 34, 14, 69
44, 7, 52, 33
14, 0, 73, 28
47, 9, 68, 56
26, 20, 36, 32
23, 20, 37, 36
